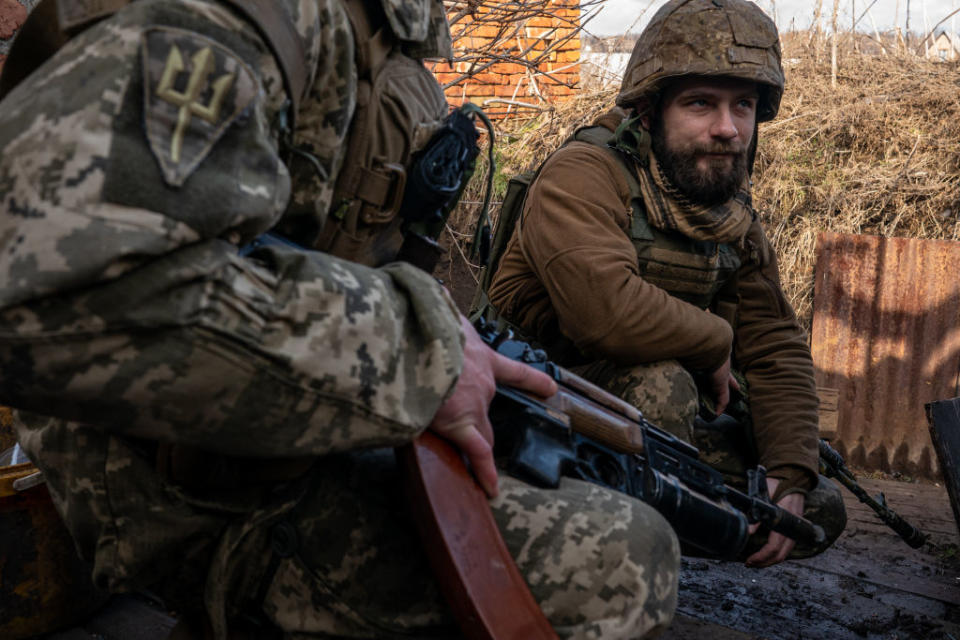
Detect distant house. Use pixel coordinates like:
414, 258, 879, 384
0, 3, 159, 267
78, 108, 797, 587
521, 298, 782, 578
923, 31, 960, 62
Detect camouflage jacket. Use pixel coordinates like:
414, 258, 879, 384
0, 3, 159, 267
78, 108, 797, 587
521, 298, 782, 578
0, 0, 461, 602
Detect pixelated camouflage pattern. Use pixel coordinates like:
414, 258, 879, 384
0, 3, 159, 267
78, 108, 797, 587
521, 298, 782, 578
576, 358, 846, 558
283, 0, 357, 237
142, 27, 258, 187
0, 0, 460, 452
401, 0, 453, 59
57, 0, 132, 31
259, 451, 679, 639
0, 0, 462, 635
379, 0, 429, 43
617, 0, 785, 122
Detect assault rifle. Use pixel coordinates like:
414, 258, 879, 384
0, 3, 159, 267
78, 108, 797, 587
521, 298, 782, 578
818, 439, 928, 548
477, 320, 826, 558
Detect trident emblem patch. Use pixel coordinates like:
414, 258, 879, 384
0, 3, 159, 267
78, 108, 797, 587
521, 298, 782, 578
142, 28, 256, 187
157, 46, 236, 163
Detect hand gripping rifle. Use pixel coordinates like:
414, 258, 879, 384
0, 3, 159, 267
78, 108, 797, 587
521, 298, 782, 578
818, 439, 928, 548
478, 321, 826, 558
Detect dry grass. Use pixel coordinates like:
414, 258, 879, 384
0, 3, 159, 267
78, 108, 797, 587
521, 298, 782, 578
754, 46, 960, 330
452, 39, 960, 333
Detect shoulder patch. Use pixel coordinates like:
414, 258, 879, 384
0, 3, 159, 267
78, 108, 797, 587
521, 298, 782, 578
141, 27, 257, 187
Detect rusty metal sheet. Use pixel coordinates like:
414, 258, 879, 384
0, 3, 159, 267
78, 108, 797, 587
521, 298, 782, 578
811, 232, 960, 480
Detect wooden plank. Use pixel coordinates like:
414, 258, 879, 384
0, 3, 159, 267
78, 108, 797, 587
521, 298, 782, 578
836, 476, 959, 543
798, 550, 960, 606
675, 474, 960, 639
817, 386, 840, 440
926, 397, 960, 533
661, 614, 762, 639
678, 545, 960, 640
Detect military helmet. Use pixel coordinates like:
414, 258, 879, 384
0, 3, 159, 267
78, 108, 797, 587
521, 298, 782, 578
617, 0, 785, 122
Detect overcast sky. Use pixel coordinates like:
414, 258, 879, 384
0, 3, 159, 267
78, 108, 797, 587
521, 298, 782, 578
585, 0, 960, 36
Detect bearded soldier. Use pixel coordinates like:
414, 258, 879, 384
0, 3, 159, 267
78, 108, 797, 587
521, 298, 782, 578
0, 1, 680, 638
488, 0, 846, 567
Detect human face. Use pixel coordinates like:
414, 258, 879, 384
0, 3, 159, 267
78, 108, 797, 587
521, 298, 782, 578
648, 77, 759, 206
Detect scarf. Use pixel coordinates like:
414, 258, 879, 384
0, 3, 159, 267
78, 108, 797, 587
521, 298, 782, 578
612, 115, 753, 244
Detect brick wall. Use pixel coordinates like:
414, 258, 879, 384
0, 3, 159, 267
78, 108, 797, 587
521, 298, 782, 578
0, 0, 32, 76
0, 1, 581, 119
432, 2, 581, 118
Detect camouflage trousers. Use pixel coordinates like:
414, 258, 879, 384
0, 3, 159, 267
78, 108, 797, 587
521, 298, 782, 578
571, 359, 847, 559
228, 449, 680, 639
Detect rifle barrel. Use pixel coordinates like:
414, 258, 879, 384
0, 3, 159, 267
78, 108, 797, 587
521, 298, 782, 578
819, 440, 928, 549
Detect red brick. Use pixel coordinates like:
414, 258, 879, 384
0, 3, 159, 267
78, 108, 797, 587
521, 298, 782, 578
525, 17, 556, 28
0, 0, 26, 40
490, 62, 526, 75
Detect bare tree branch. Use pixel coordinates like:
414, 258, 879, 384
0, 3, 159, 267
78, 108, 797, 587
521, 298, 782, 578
436, 0, 600, 112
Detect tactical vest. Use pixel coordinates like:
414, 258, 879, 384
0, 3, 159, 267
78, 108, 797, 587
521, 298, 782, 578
473, 124, 743, 333
308, 0, 450, 267
572, 126, 743, 317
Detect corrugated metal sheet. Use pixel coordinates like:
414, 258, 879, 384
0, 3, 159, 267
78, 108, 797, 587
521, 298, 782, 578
811, 232, 960, 480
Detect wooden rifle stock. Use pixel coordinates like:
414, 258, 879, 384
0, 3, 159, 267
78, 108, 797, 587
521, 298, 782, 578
543, 389, 646, 455
541, 367, 699, 460
397, 432, 558, 640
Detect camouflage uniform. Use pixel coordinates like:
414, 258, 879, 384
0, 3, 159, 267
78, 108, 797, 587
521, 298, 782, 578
0, 1, 679, 638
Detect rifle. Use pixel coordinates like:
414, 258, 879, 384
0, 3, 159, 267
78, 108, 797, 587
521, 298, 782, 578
478, 321, 826, 559
818, 439, 928, 549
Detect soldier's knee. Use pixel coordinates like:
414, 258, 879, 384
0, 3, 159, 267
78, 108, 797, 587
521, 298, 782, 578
493, 477, 679, 639
557, 493, 680, 639
789, 475, 847, 559
810, 475, 847, 547
621, 360, 698, 442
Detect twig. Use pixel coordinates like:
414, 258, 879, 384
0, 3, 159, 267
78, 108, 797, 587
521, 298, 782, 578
914, 7, 960, 56
445, 224, 482, 282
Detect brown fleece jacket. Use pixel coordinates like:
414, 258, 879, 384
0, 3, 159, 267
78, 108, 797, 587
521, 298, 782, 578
488, 119, 820, 491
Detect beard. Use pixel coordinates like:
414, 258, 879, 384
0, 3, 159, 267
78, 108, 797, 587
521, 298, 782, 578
650, 119, 750, 207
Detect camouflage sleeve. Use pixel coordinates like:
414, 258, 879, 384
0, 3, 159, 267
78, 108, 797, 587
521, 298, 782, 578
0, 0, 463, 456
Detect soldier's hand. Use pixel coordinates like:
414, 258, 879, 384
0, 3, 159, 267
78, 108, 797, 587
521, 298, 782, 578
428, 315, 557, 498
745, 478, 804, 568
708, 355, 739, 415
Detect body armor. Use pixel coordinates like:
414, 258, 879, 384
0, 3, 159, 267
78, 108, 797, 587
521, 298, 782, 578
574, 125, 742, 314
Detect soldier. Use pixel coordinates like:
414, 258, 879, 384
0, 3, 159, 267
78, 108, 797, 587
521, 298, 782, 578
0, 1, 680, 638
488, 0, 847, 568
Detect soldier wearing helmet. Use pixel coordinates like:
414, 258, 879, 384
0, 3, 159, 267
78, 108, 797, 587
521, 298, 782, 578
489, 0, 847, 567
0, 0, 679, 638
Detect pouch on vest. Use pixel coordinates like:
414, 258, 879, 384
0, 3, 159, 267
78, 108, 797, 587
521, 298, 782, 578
311, 0, 450, 267
469, 170, 536, 322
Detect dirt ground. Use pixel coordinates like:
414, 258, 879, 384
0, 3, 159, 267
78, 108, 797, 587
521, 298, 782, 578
663, 477, 960, 640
